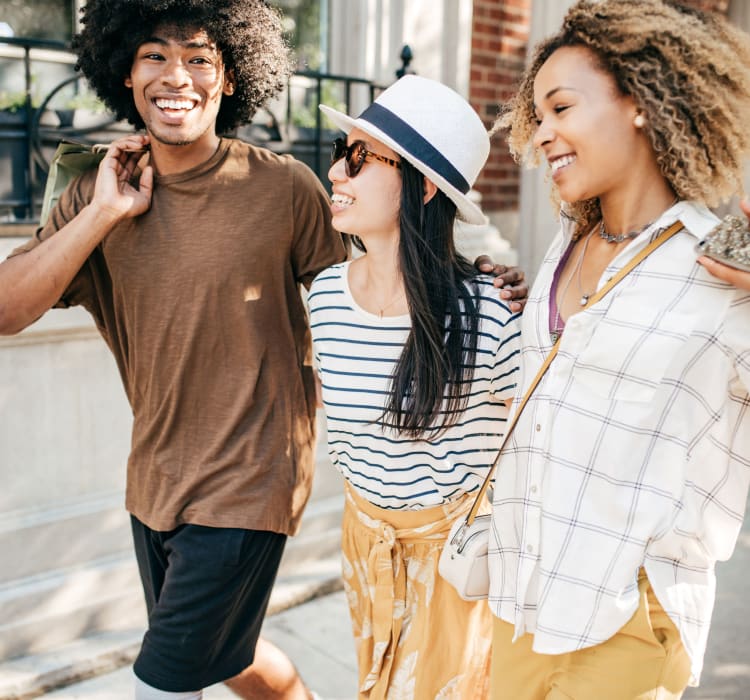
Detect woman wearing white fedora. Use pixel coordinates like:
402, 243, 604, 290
307, 75, 522, 698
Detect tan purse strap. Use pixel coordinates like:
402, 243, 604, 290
464, 219, 685, 525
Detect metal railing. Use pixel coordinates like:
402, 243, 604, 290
0, 37, 71, 222
0, 36, 388, 224
283, 69, 382, 176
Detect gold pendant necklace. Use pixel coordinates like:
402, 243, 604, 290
377, 290, 405, 318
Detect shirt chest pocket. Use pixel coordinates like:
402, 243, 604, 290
571, 299, 696, 403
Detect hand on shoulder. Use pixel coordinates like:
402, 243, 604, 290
91, 134, 153, 223
474, 256, 528, 312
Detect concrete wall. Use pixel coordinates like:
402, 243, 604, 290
0, 237, 140, 660
328, 0, 474, 93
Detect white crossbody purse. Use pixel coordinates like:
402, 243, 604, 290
438, 221, 685, 601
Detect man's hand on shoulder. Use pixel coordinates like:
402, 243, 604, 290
91, 134, 153, 223
0, 134, 154, 336
475, 256, 528, 312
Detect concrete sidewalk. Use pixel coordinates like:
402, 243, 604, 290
0, 416, 350, 700
0, 542, 356, 700
33, 591, 357, 700
5, 504, 750, 700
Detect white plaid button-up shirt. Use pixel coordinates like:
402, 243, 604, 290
488, 201, 750, 684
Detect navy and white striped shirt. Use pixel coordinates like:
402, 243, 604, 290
308, 261, 522, 510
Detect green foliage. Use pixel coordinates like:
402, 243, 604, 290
0, 73, 41, 112
274, 0, 324, 70
292, 80, 345, 128
0, 89, 28, 112
60, 89, 106, 112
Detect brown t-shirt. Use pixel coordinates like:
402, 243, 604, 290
13, 139, 345, 534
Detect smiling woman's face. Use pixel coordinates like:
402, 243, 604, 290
532, 45, 648, 205
327, 128, 403, 242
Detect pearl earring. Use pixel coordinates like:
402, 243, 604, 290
634, 113, 646, 128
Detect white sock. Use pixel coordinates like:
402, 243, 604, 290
134, 673, 203, 700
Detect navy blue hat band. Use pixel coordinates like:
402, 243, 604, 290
358, 102, 470, 194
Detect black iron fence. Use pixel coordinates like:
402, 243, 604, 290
0, 37, 387, 224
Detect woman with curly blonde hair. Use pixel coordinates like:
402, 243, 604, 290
486, 2, 750, 698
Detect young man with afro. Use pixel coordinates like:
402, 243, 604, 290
0, 1, 345, 698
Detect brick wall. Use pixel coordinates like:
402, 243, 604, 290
468, 0, 530, 216
469, 0, 729, 219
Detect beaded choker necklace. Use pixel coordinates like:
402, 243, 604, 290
598, 198, 678, 244
598, 219, 642, 244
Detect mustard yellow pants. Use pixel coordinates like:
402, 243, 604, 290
342, 484, 492, 700
491, 572, 692, 699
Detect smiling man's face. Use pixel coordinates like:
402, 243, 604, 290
124, 25, 234, 148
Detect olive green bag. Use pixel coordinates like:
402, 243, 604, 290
39, 141, 107, 226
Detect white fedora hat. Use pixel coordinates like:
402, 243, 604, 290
320, 75, 490, 225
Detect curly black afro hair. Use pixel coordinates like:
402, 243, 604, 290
72, 0, 292, 133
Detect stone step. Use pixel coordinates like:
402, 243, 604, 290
0, 548, 344, 700
0, 491, 344, 669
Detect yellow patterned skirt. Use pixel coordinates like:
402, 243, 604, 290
341, 483, 492, 700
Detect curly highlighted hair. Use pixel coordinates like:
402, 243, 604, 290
72, 0, 292, 133
495, 0, 750, 232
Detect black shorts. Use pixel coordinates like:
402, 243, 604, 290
130, 516, 287, 692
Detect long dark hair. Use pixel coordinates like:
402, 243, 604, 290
379, 159, 480, 437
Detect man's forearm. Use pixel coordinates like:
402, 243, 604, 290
0, 204, 121, 335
